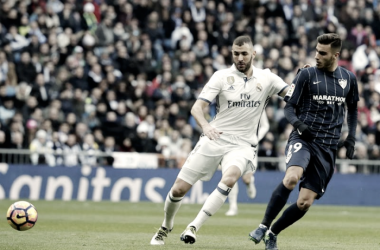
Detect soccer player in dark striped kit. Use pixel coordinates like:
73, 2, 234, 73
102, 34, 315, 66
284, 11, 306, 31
249, 33, 359, 250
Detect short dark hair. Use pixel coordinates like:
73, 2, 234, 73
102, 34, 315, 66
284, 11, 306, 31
233, 35, 253, 47
317, 33, 342, 52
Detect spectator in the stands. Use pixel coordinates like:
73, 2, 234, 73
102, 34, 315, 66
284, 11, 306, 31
102, 111, 123, 144
30, 129, 55, 166
257, 136, 278, 171
69, 66, 89, 92
30, 73, 50, 108
0, 129, 9, 149
63, 133, 81, 167
81, 133, 99, 166
0, 50, 17, 86
5, 25, 29, 54
132, 121, 158, 153
16, 51, 36, 84
0, 0, 378, 172
101, 135, 117, 166
0, 97, 16, 125
8, 130, 28, 163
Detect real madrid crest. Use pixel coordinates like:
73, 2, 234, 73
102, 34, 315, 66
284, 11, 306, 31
338, 79, 347, 89
227, 76, 235, 85
256, 82, 262, 92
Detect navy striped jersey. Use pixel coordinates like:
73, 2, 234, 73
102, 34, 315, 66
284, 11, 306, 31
284, 66, 359, 148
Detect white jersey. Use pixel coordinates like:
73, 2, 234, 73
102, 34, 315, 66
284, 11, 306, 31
198, 64, 287, 146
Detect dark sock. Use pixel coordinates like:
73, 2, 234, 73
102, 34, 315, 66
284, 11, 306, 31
261, 182, 292, 227
270, 203, 307, 235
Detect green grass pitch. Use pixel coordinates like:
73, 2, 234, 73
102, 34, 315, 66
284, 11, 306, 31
1, 200, 379, 250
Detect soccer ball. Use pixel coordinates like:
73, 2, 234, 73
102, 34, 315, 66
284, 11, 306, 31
6, 201, 38, 231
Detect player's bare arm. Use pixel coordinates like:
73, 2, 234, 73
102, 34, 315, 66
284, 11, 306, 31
191, 99, 222, 140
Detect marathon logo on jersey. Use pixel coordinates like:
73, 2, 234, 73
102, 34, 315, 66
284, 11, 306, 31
338, 79, 347, 89
312, 95, 346, 105
228, 94, 261, 108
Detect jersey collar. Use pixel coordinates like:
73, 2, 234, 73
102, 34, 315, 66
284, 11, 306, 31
231, 64, 256, 80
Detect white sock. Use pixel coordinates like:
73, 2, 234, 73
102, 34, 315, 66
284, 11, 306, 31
228, 182, 238, 210
189, 182, 230, 231
162, 191, 183, 230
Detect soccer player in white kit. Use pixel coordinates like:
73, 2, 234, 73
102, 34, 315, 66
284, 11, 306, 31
151, 35, 290, 245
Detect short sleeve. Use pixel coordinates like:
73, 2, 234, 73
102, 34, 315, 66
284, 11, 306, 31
264, 69, 288, 97
284, 69, 308, 105
198, 72, 222, 103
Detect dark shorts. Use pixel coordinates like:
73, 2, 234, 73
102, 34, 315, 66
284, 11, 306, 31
285, 132, 336, 199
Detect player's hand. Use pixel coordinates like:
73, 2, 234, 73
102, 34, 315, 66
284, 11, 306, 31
293, 120, 312, 140
303, 64, 311, 68
343, 135, 355, 159
202, 124, 222, 140
296, 64, 311, 75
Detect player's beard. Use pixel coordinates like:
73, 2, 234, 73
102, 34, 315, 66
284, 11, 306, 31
317, 55, 335, 71
236, 56, 253, 74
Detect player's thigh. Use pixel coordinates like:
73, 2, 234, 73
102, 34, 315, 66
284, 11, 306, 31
300, 145, 336, 199
285, 136, 311, 170
178, 137, 224, 185
178, 154, 222, 185
221, 145, 254, 177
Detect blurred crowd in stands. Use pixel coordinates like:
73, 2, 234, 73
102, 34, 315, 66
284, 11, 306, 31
0, 0, 379, 172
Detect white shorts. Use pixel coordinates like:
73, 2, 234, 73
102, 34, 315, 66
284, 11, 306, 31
178, 134, 257, 185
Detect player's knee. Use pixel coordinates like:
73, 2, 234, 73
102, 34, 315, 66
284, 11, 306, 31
171, 182, 191, 197
220, 176, 236, 188
283, 174, 299, 188
171, 187, 187, 197
283, 167, 302, 188
297, 200, 313, 211
221, 173, 240, 187
221, 168, 241, 187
